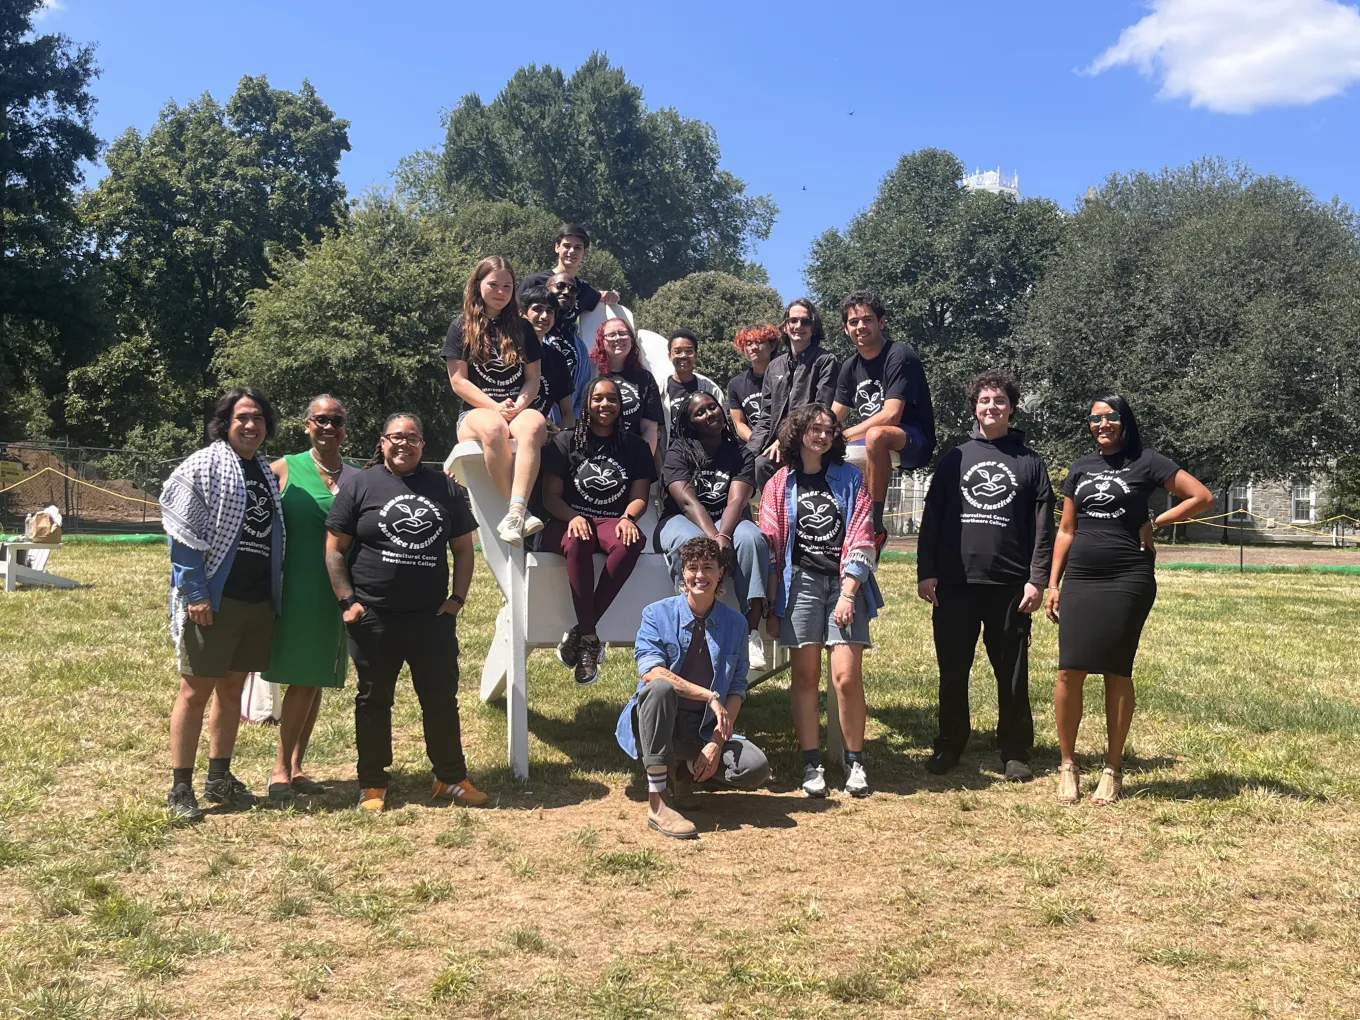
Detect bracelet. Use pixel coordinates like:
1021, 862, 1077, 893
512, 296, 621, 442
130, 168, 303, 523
448, 593, 465, 607
837, 592, 855, 602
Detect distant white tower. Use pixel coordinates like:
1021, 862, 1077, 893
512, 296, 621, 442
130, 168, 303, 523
962, 166, 1020, 199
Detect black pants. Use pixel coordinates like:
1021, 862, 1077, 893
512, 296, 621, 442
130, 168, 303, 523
347, 608, 466, 788
633, 679, 771, 789
932, 583, 1034, 763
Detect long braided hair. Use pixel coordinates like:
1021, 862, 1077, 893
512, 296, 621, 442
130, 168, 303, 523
672, 390, 737, 477
571, 377, 626, 461
367, 411, 424, 467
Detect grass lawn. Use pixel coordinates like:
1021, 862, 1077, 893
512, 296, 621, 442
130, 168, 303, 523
1, 544, 1358, 1019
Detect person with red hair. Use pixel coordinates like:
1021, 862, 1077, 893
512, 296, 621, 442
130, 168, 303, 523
728, 324, 780, 444
591, 317, 664, 459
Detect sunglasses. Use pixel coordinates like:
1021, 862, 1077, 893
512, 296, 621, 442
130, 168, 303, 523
309, 414, 346, 428
382, 433, 424, 447
786, 316, 812, 326
1088, 412, 1122, 424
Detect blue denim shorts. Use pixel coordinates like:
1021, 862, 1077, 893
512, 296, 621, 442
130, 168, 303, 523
778, 567, 871, 648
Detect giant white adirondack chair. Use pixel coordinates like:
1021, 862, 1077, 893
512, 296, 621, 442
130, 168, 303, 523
445, 306, 807, 778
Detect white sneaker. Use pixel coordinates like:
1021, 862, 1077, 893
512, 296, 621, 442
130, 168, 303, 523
844, 761, 870, 798
496, 509, 525, 546
747, 630, 767, 671
521, 512, 545, 538
801, 763, 828, 798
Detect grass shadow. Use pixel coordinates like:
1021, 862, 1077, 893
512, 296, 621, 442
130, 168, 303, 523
1130, 770, 1320, 802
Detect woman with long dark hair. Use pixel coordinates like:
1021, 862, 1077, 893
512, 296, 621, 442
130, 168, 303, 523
539, 377, 657, 685
590, 317, 663, 457
1045, 394, 1212, 805
324, 412, 486, 811
759, 402, 882, 799
657, 390, 768, 630
443, 256, 548, 546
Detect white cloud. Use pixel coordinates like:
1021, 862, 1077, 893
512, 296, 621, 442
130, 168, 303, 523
33, 0, 64, 20
1088, 0, 1360, 113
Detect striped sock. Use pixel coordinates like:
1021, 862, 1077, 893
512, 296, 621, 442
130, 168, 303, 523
646, 767, 668, 794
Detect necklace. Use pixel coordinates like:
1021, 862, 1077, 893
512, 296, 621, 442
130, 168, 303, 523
310, 448, 343, 478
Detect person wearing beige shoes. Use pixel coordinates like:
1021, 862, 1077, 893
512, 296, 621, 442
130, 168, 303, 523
616, 536, 770, 839
324, 412, 489, 811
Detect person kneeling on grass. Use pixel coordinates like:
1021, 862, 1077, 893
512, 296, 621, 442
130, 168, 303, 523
323, 413, 488, 812
616, 536, 771, 840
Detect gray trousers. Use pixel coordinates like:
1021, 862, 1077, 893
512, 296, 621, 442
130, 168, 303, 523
634, 679, 771, 789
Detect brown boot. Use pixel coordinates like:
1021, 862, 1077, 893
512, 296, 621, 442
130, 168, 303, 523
358, 787, 386, 812
647, 799, 698, 839
670, 764, 700, 810
432, 778, 489, 808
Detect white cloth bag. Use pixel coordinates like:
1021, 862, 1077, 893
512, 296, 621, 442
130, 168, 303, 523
240, 672, 282, 723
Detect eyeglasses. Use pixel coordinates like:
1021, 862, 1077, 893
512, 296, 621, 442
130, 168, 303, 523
1087, 412, 1122, 424
785, 316, 811, 326
309, 414, 346, 428
382, 433, 424, 447
602, 331, 632, 341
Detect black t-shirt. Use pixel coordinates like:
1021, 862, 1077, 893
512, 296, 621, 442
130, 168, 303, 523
541, 325, 580, 386
532, 342, 573, 418
542, 428, 657, 519
325, 464, 477, 613
727, 369, 764, 430
442, 316, 543, 405
661, 439, 756, 521
222, 456, 275, 604
792, 469, 844, 577
1062, 447, 1180, 577
607, 369, 664, 438
665, 376, 702, 433
835, 339, 927, 421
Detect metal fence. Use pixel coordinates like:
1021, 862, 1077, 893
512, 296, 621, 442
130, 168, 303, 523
0, 441, 181, 534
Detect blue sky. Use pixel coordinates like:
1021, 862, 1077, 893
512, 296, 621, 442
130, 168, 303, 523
39, 0, 1360, 300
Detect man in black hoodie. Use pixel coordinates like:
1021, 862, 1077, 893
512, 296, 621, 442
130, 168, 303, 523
916, 370, 1055, 780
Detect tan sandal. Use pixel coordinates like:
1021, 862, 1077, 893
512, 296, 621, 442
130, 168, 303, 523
1056, 762, 1080, 805
1091, 767, 1122, 806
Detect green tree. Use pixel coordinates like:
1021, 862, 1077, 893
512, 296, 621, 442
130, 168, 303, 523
1020, 159, 1360, 483
807, 148, 1064, 450
635, 271, 784, 387
0, 0, 101, 437
68, 75, 350, 445
215, 195, 473, 459
397, 54, 776, 297
446, 199, 628, 298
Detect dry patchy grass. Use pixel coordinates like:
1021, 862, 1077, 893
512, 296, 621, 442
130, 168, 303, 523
0, 545, 1358, 1018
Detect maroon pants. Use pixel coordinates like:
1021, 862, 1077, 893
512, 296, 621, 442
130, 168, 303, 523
540, 517, 644, 635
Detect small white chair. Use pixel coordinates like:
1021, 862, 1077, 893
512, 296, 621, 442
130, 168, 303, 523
0, 541, 78, 592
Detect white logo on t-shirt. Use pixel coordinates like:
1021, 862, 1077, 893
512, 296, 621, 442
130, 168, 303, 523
693, 469, 731, 515
855, 378, 884, 416
614, 378, 640, 419
575, 455, 628, 508
378, 494, 446, 549
1075, 472, 1131, 518
479, 350, 524, 399
797, 490, 840, 547
742, 392, 762, 421
961, 461, 1018, 511
243, 480, 273, 539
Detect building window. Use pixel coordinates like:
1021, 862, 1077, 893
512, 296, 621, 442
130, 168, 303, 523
1228, 482, 1251, 521
1291, 480, 1316, 523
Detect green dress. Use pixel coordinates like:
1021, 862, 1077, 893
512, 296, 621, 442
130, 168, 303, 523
263, 451, 356, 688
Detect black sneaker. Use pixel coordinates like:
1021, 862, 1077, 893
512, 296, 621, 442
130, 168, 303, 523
924, 750, 959, 776
167, 783, 204, 822
556, 625, 581, 668
574, 635, 601, 686
203, 772, 257, 808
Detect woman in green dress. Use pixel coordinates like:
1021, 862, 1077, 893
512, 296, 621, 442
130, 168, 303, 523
265, 396, 361, 798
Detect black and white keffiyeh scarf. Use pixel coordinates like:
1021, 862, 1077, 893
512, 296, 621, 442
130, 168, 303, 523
159, 439, 285, 641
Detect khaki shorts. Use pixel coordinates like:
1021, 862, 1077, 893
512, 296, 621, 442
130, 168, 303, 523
178, 596, 276, 678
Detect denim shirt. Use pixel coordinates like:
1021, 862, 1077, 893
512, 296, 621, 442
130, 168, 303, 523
773, 460, 883, 619
168, 526, 284, 616
615, 595, 750, 758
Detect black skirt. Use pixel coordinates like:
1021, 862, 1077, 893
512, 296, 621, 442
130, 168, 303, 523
1057, 569, 1156, 676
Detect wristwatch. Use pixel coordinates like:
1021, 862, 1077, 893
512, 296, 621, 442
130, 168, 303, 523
448, 593, 466, 608
622, 510, 639, 524
338, 594, 360, 610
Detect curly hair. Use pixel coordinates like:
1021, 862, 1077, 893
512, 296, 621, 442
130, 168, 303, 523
208, 387, 275, 443
676, 534, 722, 571
589, 316, 644, 378
776, 402, 846, 471
462, 256, 524, 370
966, 370, 1021, 413
732, 322, 781, 355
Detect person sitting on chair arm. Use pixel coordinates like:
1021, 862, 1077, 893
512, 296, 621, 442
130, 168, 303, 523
616, 536, 772, 840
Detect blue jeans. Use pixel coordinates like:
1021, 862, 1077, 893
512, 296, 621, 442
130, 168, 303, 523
657, 515, 769, 611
